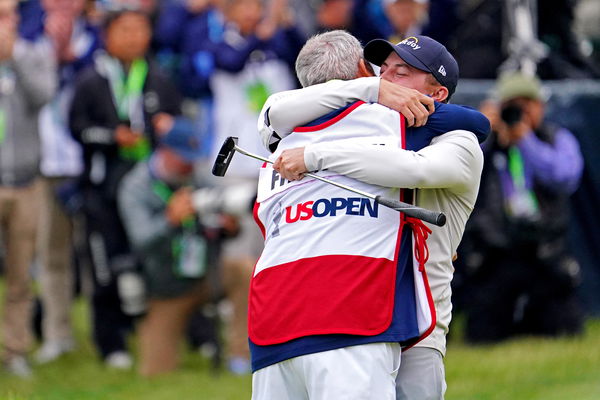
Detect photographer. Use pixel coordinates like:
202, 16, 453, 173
456, 72, 585, 342
117, 115, 218, 376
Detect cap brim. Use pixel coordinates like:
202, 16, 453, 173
364, 39, 431, 74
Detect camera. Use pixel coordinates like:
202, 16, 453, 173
500, 103, 523, 127
192, 183, 257, 218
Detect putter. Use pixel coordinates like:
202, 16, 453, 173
212, 137, 446, 227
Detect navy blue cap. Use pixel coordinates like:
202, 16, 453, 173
364, 35, 459, 99
160, 118, 203, 162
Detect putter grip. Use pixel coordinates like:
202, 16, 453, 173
375, 196, 446, 227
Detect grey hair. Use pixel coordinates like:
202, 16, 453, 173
295, 30, 363, 87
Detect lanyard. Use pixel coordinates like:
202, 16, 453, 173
113, 59, 150, 161
507, 146, 539, 214
0, 108, 5, 145
507, 146, 526, 189
111, 58, 148, 121
152, 179, 205, 278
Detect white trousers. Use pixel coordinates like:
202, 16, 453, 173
252, 342, 401, 400
396, 347, 447, 400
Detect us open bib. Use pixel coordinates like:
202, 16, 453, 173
250, 102, 418, 345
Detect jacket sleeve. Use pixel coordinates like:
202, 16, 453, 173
259, 77, 381, 151
517, 127, 583, 194
304, 130, 484, 192
68, 71, 116, 150
429, 103, 491, 143
11, 38, 57, 110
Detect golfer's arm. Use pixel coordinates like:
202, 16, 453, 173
304, 130, 483, 190
259, 78, 380, 149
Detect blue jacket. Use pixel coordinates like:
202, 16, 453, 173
180, 16, 304, 98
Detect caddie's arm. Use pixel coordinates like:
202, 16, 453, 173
259, 77, 434, 151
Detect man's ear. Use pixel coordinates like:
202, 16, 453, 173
357, 59, 375, 78
431, 85, 449, 103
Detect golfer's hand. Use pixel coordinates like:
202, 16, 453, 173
274, 147, 307, 181
378, 79, 435, 127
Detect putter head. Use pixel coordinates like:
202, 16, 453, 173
212, 137, 238, 177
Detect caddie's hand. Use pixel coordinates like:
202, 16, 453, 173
378, 79, 435, 127
166, 187, 195, 226
273, 147, 307, 181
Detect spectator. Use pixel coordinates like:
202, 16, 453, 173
206, 0, 303, 374
117, 115, 210, 376
32, 0, 101, 365
382, 0, 429, 43
420, 0, 458, 47
173, 0, 224, 157
457, 72, 585, 342
69, 8, 182, 369
0, 0, 57, 377
316, 0, 389, 45
155, 0, 214, 55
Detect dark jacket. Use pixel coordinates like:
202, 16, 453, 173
69, 53, 181, 203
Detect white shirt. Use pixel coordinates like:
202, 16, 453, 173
210, 43, 296, 179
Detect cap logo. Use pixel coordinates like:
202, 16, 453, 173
438, 65, 446, 76
399, 36, 421, 50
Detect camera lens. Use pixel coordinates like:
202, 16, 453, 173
500, 104, 523, 126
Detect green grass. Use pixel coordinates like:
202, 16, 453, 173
1, 285, 599, 399
445, 317, 600, 400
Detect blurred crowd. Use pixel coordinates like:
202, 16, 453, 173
0, 0, 597, 379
